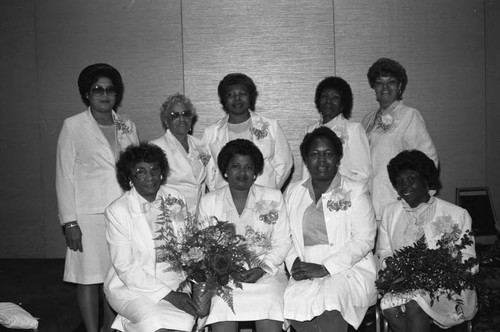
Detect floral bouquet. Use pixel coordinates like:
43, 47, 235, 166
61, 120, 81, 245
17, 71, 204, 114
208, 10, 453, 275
376, 228, 478, 314
155, 205, 262, 314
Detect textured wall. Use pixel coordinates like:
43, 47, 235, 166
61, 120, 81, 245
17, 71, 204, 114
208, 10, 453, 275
334, 0, 486, 204
182, 0, 336, 177
0, 0, 496, 258
0, 0, 44, 257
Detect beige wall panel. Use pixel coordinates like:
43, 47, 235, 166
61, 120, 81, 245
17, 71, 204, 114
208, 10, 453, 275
485, 0, 500, 230
182, 0, 336, 179
0, 1, 45, 258
36, 0, 184, 257
334, 0, 485, 203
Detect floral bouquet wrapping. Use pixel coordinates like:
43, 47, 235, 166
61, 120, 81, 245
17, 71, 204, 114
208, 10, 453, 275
376, 227, 478, 315
155, 204, 262, 315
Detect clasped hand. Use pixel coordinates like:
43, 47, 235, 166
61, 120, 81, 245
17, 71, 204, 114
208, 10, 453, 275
236, 267, 265, 283
291, 258, 328, 281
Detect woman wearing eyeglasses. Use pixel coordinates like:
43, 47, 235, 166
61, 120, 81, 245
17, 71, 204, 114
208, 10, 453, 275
104, 143, 198, 332
150, 93, 210, 214
56, 63, 139, 332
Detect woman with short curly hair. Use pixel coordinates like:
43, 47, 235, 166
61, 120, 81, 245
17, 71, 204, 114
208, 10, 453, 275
198, 139, 291, 332
56, 63, 139, 332
377, 150, 477, 332
302, 76, 371, 183
203, 73, 293, 191
150, 93, 209, 214
361, 58, 438, 222
105, 143, 198, 332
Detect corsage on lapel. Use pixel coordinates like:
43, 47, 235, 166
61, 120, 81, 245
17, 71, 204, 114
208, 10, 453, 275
198, 151, 211, 167
255, 200, 279, 225
155, 194, 186, 226
375, 113, 398, 132
326, 188, 352, 212
431, 215, 461, 244
249, 119, 269, 140
114, 118, 133, 135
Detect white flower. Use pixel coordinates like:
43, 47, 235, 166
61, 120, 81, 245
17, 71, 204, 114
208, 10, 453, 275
376, 113, 397, 132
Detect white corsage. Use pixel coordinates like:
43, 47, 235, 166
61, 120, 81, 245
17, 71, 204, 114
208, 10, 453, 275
376, 113, 397, 132
431, 215, 462, 253
249, 120, 269, 140
255, 200, 279, 225
326, 188, 352, 212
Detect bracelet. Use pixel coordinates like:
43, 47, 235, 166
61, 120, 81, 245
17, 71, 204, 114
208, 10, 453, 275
64, 222, 79, 229
322, 265, 330, 276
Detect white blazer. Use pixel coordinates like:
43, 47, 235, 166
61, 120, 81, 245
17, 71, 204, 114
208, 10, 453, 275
55, 108, 139, 223
202, 112, 293, 191
284, 176, 378, 307
377, 197, 477, 270
361, 101, 438, 219
302, 114, 372, 183
104, 186, 187, 304
150, 130, 209, 214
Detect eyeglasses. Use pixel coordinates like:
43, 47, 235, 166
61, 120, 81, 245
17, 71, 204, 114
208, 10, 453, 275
133, 166, 162, 180
169, 110, 193, 119
90, 85, 117, 96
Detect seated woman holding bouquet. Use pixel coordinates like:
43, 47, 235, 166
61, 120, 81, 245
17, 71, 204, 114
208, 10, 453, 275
377, 150, 477, 332
150, 93, 210, 214
104, 143, 198, 332
198, 139, 291, 332
284, 127, 378, 332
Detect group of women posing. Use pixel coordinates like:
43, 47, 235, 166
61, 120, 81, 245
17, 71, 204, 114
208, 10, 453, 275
56, 58, 476, 332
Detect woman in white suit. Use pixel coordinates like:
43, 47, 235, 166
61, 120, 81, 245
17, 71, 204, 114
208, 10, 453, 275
56, 63, 139, 332
104, 143, 198, 332
284, 127, 378, 332
198, 139, 291, 332
361, 58, 438, 222
377, 150, 477, 332
150, 93, 209, 214
302, 76, 371, 183
202, 73, 293, 191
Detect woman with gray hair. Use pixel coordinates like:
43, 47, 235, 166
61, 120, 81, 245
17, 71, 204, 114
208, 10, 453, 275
150, 93, 210, 214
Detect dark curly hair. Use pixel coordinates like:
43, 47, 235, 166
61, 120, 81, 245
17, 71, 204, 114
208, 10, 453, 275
218, 73, 258, 113
300, 126, 343, 163
116, 142, 168, 191
78, 63, 125, 108
217, 139, 264, 181
315, 76, 353, 119
367, 58, 408, 100
387, 150, 441, 191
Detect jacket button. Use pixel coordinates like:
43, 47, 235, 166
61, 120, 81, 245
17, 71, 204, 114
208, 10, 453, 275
329, 243, 334, 246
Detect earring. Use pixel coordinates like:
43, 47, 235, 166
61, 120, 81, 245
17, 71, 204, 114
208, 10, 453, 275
129, 180, 134, 188
160, 175, 163, 180
224, 173, 227, 177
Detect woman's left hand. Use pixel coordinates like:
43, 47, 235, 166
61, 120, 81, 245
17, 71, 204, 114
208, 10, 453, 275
291, 260, 328, 280
239, 267, 265, 283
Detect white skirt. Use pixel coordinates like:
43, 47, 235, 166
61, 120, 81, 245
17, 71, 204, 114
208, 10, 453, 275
206, 267, 288, 325
283, 245, 376, 329
63, 213, 110, 284
109, 263, 196, 332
